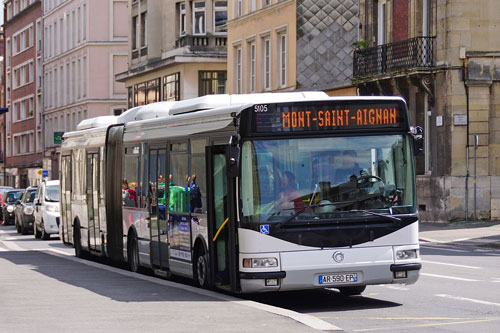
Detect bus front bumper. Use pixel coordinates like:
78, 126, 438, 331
239, 248, 421, 293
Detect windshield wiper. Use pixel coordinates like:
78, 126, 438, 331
346, 209, 401, 223
278, 204, 401, 225
280, 200, 357, 224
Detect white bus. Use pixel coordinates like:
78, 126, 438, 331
60, 92, 422, 294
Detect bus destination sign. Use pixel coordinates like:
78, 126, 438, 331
252, 101, 405, 134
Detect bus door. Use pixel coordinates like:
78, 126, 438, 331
148, 148, 169, 270
206, 145, 239, 292
86, 152, 101, 252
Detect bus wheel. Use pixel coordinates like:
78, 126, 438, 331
338, 286, 366, 296
74, 223, 86, 259
128, 233, 140, 273
194, 247, 209, 288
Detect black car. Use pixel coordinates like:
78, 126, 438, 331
0, 186, 14, 223
3, 189, 24, 225
15, 186, 37, 235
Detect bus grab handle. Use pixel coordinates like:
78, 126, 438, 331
212, 217, 229, 242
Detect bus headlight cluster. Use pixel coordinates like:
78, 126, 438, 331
24, 206, 34, 215
396, 249, 418, 260
243, 257, 278, 268
7, 205, 14, 213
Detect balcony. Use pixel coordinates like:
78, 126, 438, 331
175, 35, 227, 51
353, 37, 435, 79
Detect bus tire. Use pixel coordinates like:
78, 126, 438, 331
338, 286, 366, 296
74, 222, 85, 259
128, 232, 140, 273
194, 246, 209, 288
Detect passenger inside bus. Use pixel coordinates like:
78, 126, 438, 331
277, 171, 303, 212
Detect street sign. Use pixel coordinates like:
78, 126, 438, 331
54, 131, 64, 144
42, 170, 49, 178
0, 108, 9, 114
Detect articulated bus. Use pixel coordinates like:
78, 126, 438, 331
60, 92, 422, 294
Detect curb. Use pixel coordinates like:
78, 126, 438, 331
420, 238, 500, 250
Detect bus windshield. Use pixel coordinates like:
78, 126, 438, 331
241, 135, 415, 223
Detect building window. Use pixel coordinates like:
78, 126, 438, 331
262, 0, 270, 7
133, 78, 161, 106
128, 87, 133, 108
113, 108, 127, 116
249, 0, 256, 12
163, 73, 180, 101
235, 47, 242, 93
264, 38, 271, 90
236, 0, 242, 17
199, 71, 227, 96
132, 15, 138, 50
179, 3, 186, 36
249, 43, 256, 92
140, 12, 147, 47
279, 34, 287, 87
193, 1, 206, 35
214, 1, 227, 33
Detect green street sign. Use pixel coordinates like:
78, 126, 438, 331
54, 131, 64, 144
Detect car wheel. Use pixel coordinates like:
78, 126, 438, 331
20, 217, 29, 235
34, 224, 42, 239
128, 232, 140, 273
15, 218, 21, 234
41, 221, 50, 240
338, 286, 366, 296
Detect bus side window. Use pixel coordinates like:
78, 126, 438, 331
170, 143, 189, 213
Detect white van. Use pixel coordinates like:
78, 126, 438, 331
34, 180, 60, 240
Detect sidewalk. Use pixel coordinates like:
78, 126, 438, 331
419, 221, 500, 249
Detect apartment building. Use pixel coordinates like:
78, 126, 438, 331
226, 0, 358, 95
353, 0, 500, 221
0, 27, 6, 185
3, 0, 42, 188
42, 0, 128, 178
116, 0, 228, 105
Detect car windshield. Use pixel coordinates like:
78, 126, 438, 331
241, 135, 415, 223
45, 185, 60, 202
6, 191, 24, 203
25, 190, 36, 203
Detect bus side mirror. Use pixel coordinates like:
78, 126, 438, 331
411, 126, 424, 156
227, 145, 240, 178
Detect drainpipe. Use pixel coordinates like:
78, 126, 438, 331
463, 58, 469, 221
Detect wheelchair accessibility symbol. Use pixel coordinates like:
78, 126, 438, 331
260, 224, 270, 234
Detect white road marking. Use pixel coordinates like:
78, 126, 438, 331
420, 245, 468, 253
436, 294, 500, 307
421, 273, 479, 282
421, 260, 481, 269
491, 278, 500, 283
382, 285, 409, 291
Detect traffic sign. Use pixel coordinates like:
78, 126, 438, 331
42, 170, 49, 177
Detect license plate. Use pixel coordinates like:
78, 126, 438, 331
319, 273, 358, 284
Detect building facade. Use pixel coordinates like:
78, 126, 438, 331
3, 0, 42, 188
42, 0, 128, 179
0, 27, 5, 185
353, 0, 500, 221
116, 0, 228, 105
226, 0, 358, 95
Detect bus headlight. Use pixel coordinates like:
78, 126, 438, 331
24, 206, 34, 215
396, 249, 418, 260
7, 205, 14, 213
243, 257, 278, 268
47, 205, 59, 212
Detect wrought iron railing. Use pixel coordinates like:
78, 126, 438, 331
353, 36, 435, 78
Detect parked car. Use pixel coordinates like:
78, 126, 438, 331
15, 186, 37, 235
3, 189, 25, 225
0, 186, 14, 223
34, 180, 60, 240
